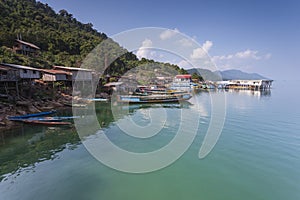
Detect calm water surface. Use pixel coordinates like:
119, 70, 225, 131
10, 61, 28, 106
0, 80, 299, 200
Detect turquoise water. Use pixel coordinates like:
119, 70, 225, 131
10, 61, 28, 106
0, 80, 300, 200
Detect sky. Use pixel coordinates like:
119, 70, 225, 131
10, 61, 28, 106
39, 0, 300, 80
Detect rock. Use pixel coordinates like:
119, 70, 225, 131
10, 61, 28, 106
16, 109, 27, 115
28, 106, 41, 113
51, 101, 63, 107
16, 101, 31, 106
39, 106, 54, 111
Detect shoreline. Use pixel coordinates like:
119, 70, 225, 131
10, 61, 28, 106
0, 93, 73, 132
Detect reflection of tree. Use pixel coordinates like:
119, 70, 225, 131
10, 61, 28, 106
0, 102, 192, 181
0, 127, 80, 181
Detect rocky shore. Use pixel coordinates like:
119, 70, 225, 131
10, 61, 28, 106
0, 93, 73, 132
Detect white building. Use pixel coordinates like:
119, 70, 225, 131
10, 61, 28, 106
170, 74, 195, 89
226, 79, 273, 90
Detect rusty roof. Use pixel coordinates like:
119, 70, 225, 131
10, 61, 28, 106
42, 69, 72, 75
1, 63, 42, 71
16, 39, 40, 50
53, 66, 93, 72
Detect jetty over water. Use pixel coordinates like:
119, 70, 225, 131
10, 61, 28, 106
216, 79, 273, 90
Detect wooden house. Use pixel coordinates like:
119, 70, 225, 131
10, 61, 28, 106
53, 66, 93, 81
42, 69, 71, 82
52, 66, 95, 92
1, 63, 41, 80
0, 65, 19, 82
13, 39, 40, 56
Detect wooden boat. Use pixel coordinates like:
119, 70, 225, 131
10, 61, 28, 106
117, 93, 192, 103
24, 116, 80, 122
22, 119, 72, 126
8, 110, 57, 121
64, 103, 87, 108
85, 98, 108, 102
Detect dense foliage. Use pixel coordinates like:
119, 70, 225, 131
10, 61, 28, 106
0, 0, 187, 76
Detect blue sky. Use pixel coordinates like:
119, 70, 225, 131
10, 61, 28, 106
40, 0, 300, 80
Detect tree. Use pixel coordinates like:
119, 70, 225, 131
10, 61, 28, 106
191, 72, 204, 82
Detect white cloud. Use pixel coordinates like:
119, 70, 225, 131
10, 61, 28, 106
212, 49, 272, 71
202, 40, 213, 52
235, 49, 260, 60
160, 28, 179, 40
213, 49, 271, 62
190, 40, 213, 59
178, 38, 193, 47
136, 39, 154, 59
190, 48, 206, 60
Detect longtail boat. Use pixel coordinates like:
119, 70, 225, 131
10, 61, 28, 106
22, 120, 72, 126
23, 116, 80, 122
8, 110, 57, 121
117, 93, 192, 103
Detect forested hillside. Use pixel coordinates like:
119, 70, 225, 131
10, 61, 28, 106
0, 0, 185, 76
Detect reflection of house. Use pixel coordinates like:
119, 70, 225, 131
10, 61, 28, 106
13, 39, 40, 56
0, 63, 41, 80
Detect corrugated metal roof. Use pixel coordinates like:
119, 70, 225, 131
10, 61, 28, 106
42, 69, 71, 75
53, 66, 93, 72
0, 66, 9, 71
1, 63, 42, 71
16, 39, 40, 50
175, 74, 191, 79
104, 82, 123, 87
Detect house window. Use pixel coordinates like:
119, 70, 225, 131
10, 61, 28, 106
23, 69, 27, 73
33, 71, 36, 74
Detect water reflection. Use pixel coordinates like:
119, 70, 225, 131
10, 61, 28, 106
0, 101, 191, 181
0, 126, 80, 182
223, 89, 271, 98
194, 88, 271, 98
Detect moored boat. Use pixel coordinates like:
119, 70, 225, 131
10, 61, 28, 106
84, 98, 108, 102
21, 120, 72, 125
117, 93, 192, 103
22, 116, 80, 122
8, 110, 57, 121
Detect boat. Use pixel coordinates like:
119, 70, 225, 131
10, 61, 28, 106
64, 103, 87, 108
21, 120, 72, 126
84, 98, 108, 102
117, 93, 192, 103
23, 116, 80, 122
8, 110, 57, 121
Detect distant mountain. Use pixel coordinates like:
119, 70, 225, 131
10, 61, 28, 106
187, 68, 221, 81
187, 68, 268, 81
219, 69, 267, 80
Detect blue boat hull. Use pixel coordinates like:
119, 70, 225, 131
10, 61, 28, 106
8, 110, 57, 121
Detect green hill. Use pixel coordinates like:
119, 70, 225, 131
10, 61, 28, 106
0, 0, 185, 76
